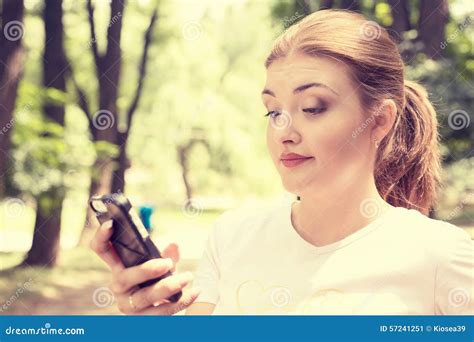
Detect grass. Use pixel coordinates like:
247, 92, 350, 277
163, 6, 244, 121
0, 247, 200, 315
0, 248, 117, 315
0, 202, 221, 315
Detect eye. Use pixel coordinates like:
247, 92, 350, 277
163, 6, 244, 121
264, 110, 281, 119
303, 107, 326, 115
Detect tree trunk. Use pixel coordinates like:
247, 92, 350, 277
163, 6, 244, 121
319, 0, 333, 10
0, 0, 24, 198
418, 0, 449, 59
295, 0, 312, 15
177, 137, 210, 203
340, 0, 359, 11
77, 156, 115, 245
23, 0, 66, 267
111, 132, 130, 194
78, 0, 124, 244
23, 192, 63, 266
178, 145, 193, 202
73, 2, 157, 245
387, 0, 411, 42
42, 0, 67, 125
109, 5, 157, 195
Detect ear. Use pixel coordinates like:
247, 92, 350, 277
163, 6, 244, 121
371, 99, 397, 143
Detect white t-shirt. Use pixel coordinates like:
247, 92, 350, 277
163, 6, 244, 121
193, 198, 474, 315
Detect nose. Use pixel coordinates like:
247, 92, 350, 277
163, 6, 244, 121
270, 111, 301, 145
281, 133, 300, 145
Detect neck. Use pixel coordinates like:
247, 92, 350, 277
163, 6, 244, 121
291, 177, 392, 247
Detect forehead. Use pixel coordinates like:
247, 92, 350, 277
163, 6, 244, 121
264, 53, 354, 94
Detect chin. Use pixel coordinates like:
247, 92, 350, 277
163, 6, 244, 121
281, 179, 307, 196
281, 176, 320, 196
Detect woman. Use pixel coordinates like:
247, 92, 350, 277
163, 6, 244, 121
90, 9, 473, 315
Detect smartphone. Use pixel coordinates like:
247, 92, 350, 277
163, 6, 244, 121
89, 193, 182, 303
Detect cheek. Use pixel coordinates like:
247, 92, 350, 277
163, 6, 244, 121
306, 113, 366, 167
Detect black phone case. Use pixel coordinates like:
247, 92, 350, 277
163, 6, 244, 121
89, 194, 182, 303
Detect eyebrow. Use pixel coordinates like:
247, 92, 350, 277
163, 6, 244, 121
261, 82, 339, 97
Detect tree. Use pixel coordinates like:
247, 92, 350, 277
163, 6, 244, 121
0, 0, 24, 198
22, 0, 67, 267
387, 0, 411, 42
418, 0, 449, 59
70, 0, 158, 245
177, 131, 210, 203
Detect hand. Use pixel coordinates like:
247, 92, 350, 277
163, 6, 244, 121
90, 220, 200, 315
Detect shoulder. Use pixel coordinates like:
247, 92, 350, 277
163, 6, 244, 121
393, 207, 472, 262
403, 213, 474, 314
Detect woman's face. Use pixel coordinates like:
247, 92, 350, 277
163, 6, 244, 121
263, 53, 375, 198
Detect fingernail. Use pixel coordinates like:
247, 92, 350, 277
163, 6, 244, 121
178, 272, 193, 286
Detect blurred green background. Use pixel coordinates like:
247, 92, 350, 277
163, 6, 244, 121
0, 0, 472, 314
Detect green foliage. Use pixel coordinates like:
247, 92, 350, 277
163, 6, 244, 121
8, 82, 93, 200
7, 0, 471, 211
43, 87, 68, 107
93, 141, 119, 160
126, 0, 281, 202
11, 107, 67, 197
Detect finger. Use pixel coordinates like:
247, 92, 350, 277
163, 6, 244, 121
139, 287, 201, 315
89, 220, 124, 272
112, 258, 174, 294
130, 272, 194, 310
162, 242, 180, 273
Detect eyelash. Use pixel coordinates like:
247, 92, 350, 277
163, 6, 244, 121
264, 107, 326, 118
303, 107, 326, 115
264, 110, 280, 118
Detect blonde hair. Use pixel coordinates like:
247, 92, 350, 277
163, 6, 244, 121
266, 9, 441, 215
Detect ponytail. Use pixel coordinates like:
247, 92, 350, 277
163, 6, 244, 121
375, 80, 441, 215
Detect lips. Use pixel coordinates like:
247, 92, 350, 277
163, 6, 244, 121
280, 152, 313, 168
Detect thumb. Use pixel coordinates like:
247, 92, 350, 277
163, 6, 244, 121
162, 242, 180, 273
